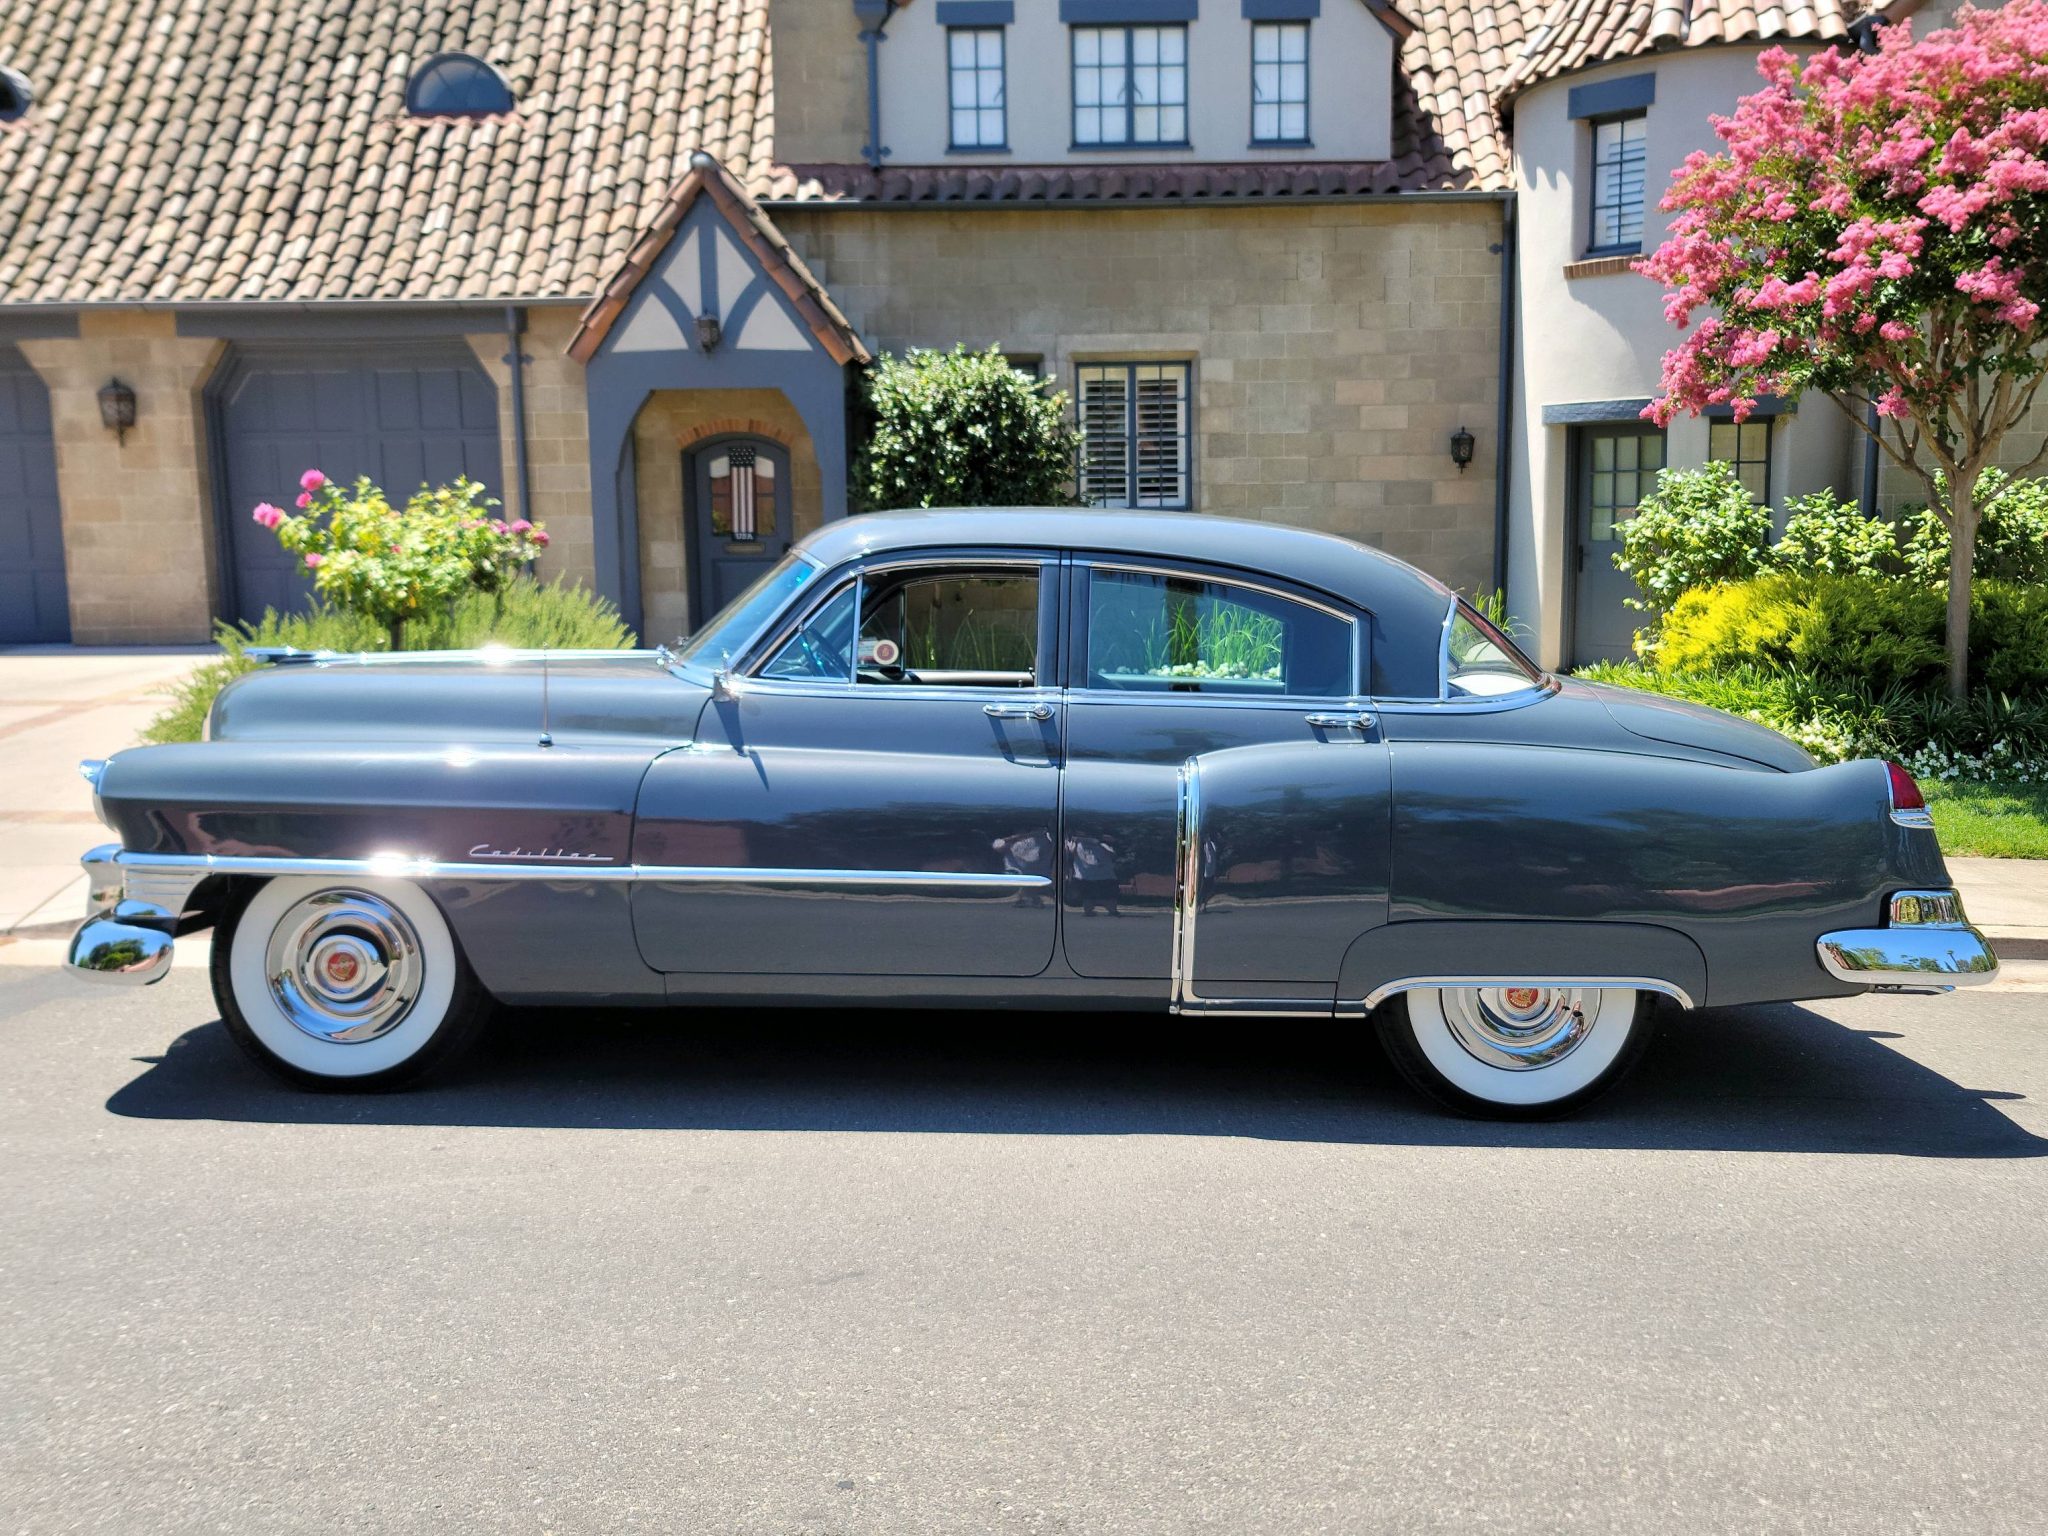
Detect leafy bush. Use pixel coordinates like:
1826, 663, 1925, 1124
1773, 490, 1898, 577
854, 346, 1080, 511
1614, 461, 1773, 611
143, 578, 636, 744
1897, 469, 2048, 586
251, 471, 549, 647
1651, 573, 2048, 696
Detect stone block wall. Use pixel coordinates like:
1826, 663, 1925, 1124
20, 313, 226, 644
777, 200, 1505, 596
466, 306, 596, 590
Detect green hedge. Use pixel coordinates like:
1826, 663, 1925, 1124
1652, 574, 2048, 696
145, 578, 636, 744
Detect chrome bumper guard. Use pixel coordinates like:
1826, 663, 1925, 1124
63, 844, 193, 987
1816, 888, 2000, 994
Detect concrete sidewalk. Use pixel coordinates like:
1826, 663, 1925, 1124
0, 647, 209, 938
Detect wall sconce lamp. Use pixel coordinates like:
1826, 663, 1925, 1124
98, 379, 137, 445
696, 314, 722, 354
1449, 424, 1476, 473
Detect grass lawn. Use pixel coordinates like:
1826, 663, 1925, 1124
1922, 778, 2048, 859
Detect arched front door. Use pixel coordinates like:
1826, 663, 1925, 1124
686, 436, 793, 631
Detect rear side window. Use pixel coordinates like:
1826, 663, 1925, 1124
1085, 568, 1352, 697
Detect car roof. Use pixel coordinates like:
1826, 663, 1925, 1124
798, 506, 1452, 624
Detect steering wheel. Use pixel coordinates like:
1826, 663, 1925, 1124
796, 626, 848, 680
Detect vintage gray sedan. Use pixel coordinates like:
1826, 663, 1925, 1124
67, 509, 1998, 1115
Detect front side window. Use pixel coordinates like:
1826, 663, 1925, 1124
1250, 22, 1309, 145
755, 566, 1041, 687
1588, 112, 1647, 251
1077, 362, 1192, 509
1073, 25, 1188, 147
1444, 602, 1544, 699
948, 28, 1007, 149
1086, 568, 1352, 698
1708, 418, 1772, 503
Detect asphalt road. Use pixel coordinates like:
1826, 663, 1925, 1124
5, 968, 2048, 1534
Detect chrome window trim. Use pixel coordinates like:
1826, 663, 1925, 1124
1344, 975, 1696, 1015
738, 553, 1050, 686
1078, 559, 1363, 707
1168, 758, 1340, 1018
1368, 677, 1561, 715
99, 850, 1050, 892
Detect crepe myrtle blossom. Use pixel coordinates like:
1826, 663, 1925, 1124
246, 472, 551, 649
1636, 2, 2048, 698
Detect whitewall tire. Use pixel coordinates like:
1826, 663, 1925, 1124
1379, 985, 1657, 1119
211, 876, 492, 1091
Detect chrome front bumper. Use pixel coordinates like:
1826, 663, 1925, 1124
63, 844, 194, 987
1817, 888, 2000, 994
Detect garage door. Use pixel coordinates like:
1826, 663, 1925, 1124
216, 345, 502, 623
0, 347, 69, 644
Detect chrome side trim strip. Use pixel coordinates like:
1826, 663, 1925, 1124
1167, 758, 1340, 1019
105, 850, 1048, 891
1344, 976, 1698, 1015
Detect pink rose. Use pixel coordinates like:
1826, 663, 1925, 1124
391, 544, 403, 554
251, 503, 285, 529
509, 518, 533, 534
300, 469, 326, 492
533, 530, 550, 547
295, 492, 313, 509
304, 552, 324, 569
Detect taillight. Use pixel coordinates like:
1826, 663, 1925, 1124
1886, 762, 1933, 828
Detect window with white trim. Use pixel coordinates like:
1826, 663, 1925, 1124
1588, 112, 1647, 252
1077, 362, 1192, 509
948, 28, 1007, 150
1072, 25, 1188, 147
1250, 22, 1309, 146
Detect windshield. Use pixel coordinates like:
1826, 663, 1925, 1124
673, 554, 820, 667
1444, 601, 1544, 699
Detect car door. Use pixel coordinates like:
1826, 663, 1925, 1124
630, 553, 1063, 977
1058, 559, 1391, 995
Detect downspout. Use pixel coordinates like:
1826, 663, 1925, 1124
854, 0, 893, 172
1491, 192, 1518, 598
503, 305, 534, 524
1859, 399, 1882, 518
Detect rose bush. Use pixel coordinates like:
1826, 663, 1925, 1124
251, 471, 548, 648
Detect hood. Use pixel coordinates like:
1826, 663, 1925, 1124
1580, 681, 1815, 773
208, 649, 709, 747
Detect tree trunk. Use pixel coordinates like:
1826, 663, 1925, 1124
1944, 472, 1977, 702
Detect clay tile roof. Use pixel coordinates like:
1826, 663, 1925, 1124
1496, 0, 1900, 106
569, 151, 868, 366
0, 0, 785, 304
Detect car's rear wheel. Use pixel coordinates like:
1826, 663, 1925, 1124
211, 876, 492, 1091
1378, 985, 1656, 1119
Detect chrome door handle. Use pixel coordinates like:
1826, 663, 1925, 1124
1304, 712, 1375, 732
984, 702, 1055, 722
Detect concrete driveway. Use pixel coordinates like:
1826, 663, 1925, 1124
0, 647, 208, 937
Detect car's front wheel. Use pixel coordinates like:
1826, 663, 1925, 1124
211, 876, 492, 1091
1378, 985, 1657, 1119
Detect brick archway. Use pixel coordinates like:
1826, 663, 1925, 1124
673, 416, 794, 452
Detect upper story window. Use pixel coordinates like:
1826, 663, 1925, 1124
1588, 112, 1647, 252
1072, 25, 1188, 148
405, 52, 515, 118
1077, 362, 1192, 510
1250, 22, 1309, 146
0, 66, 32, 123
948, 28, 1007, 150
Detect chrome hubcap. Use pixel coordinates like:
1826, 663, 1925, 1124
264, 889, 423, 1044
1443, 986, 1594, 1071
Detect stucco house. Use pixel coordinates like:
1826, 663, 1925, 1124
0, 0, 1995, 665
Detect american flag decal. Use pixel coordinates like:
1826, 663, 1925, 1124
728, 444, 758, 540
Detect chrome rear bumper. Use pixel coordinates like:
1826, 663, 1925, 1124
63, 844, 186, 987
1817, 888, 2000, 994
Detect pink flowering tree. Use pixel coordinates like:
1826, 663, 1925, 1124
1638, 3, 2048, 697
251, 472, 549, 649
